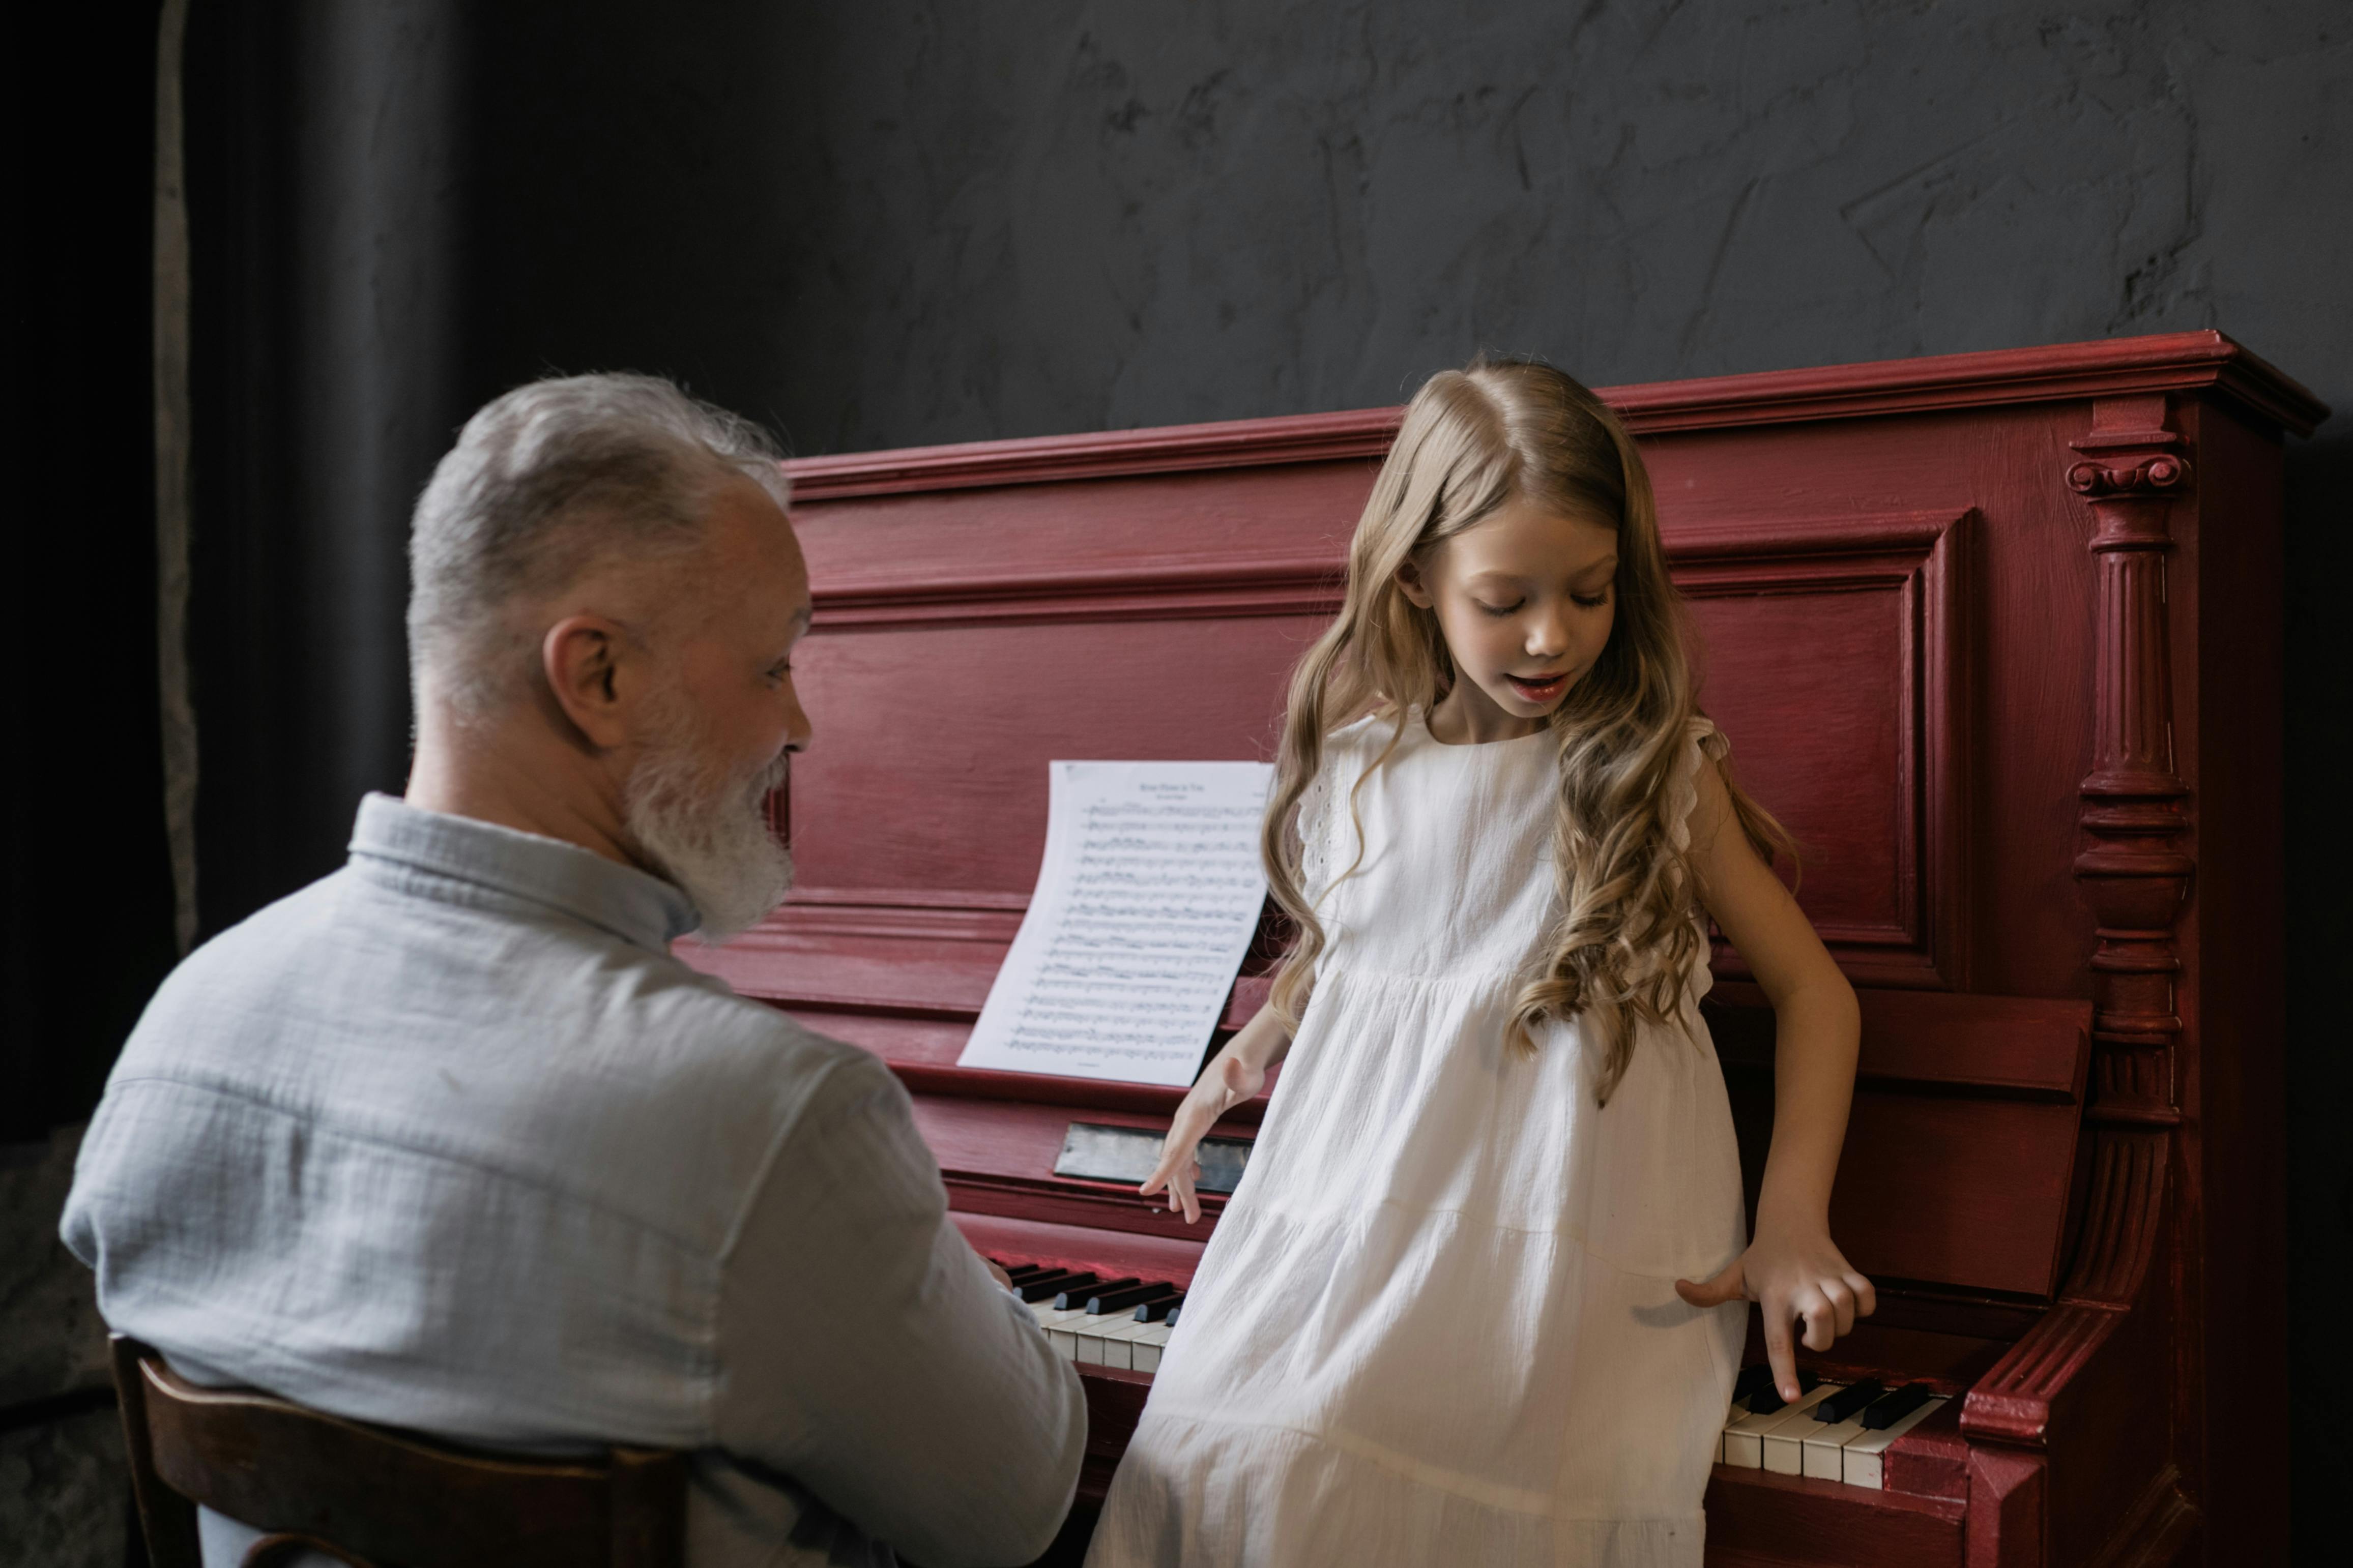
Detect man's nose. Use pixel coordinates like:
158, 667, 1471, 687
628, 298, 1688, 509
782, 693, 814, 754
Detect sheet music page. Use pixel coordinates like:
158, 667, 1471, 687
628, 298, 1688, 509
957, 760, 1276, 1087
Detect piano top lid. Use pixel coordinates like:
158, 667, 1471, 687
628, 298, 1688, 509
779, 330, 2329, 504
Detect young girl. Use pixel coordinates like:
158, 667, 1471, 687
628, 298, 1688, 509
1087, 361, 1873, 1566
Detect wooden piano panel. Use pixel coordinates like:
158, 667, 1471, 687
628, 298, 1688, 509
1671, 510, 1969, 988
1646, 409, 2091, 1003
1713, 987, 2089, 1299
787, 456, 1364, 597
1695, 587, 1910, 934
1822, 1093, 2081, 1297
787, 612, 1317, 900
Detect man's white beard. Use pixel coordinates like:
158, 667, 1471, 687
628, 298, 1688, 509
622, 710, 794, 941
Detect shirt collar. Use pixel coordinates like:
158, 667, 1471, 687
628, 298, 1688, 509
347, 793, 699, 952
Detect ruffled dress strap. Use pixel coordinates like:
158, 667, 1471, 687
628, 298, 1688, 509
1665, 715, 1729, 859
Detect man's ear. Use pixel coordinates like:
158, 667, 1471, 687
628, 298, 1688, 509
541, 614, 637, 750
1396, 557, 1435, 610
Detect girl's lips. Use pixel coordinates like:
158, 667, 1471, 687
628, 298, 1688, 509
1506, 672, 1570, 700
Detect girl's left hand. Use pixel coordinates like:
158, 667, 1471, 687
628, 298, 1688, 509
1674, 1217, 1876, 1403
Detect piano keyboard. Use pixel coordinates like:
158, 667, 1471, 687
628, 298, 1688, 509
1716, 1365, 1946, 1489
1000, 1263, 1185, 1373
1002, 1263, 1948, 1494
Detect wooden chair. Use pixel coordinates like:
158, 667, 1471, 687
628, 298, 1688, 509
110, 1336, 686, 1568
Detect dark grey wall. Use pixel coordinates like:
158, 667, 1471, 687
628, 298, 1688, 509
108, 0, 2353, 1556
732, 1, 2353, 452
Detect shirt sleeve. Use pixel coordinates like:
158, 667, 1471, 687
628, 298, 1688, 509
710, 1051, 1085, 1567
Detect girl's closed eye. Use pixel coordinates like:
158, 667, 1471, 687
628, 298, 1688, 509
1475, 599, 1523, 617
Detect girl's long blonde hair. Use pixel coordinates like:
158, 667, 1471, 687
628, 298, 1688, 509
1261, 359, 1789, 1103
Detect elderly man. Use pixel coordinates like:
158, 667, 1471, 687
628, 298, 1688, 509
62, 375, 1085, 1566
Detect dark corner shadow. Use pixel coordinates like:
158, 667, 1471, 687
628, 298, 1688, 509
2281, 431, 2350, 1537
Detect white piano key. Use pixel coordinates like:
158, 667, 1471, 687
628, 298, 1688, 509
1800, 1409, 1874, 1481
1111, 1316, 1186, 1363
1840, 1397, 1947, 1490
1033, 1293, 1181, 1369
1080, 1315, 1163, 1370
1768, 1381, 1885, 1475
1073, 1307, 1172, 1363
1036, 1293, 1119, 1354
1078, 1316, 1148, 1363
1029, 1299, 1093, 1330
1773, 1379, 1908, 1475
1128, 1322, 1172, 1372
1040, 1306, 1100, 1359
1717, 1398, 1754, 1463
1762, 1413, 1819, 1475
1720, 1383, 1843, 1470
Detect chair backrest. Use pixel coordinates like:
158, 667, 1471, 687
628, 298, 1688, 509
110, 1336, 686, 1568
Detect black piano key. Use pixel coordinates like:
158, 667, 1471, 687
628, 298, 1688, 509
1002, 1263, 1050, 1280
1732, 1365, 1776, 1405
1056, 1276, 1137, 1311
1740, 1368, 1820, 1416
1134, 1293, 1185, 1323
1812, 1379, 1889, 1424
1859, 1383, 1937, 1431
1164, 1305, 1182, 1328
1087, 1281, 1180, 1315
1014, 1271, 1094, 1304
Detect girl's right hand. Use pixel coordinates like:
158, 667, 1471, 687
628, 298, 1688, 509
1140, 1051, 1266, 1224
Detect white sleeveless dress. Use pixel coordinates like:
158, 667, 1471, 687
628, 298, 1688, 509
1087, 711, 1748, 1567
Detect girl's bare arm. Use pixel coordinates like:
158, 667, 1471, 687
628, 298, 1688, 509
1139, 1000, 1292, 1224
1675, 756, 1875, 1401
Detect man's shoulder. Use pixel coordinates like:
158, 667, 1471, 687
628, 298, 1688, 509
441, 947, 905, 1228
618, 966, 899, 1128
114, 870, 359, 1060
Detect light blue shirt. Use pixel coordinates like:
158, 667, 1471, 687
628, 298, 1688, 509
63, 795, 1084, 1567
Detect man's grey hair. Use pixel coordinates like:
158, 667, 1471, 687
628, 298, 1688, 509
409, 372, 789, 716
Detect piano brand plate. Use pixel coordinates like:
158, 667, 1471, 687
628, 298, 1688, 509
688, 333, 2317, 1567
1051, 1121, 1251, 1194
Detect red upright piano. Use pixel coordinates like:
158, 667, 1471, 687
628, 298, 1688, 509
685, 333, 2320, 1567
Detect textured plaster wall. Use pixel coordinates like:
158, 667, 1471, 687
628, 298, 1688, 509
465, 0, 2352, 454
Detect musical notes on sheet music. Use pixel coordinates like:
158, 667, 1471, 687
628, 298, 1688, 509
957, 762, 1277, 1087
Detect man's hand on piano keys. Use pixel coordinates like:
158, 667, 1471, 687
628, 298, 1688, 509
1674, 1223, 1876, 1405
1140, 1050, 1267, 1224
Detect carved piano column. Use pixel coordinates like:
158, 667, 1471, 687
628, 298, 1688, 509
1960, 398, 2199, 1552
2066, 395, 2192, 1130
